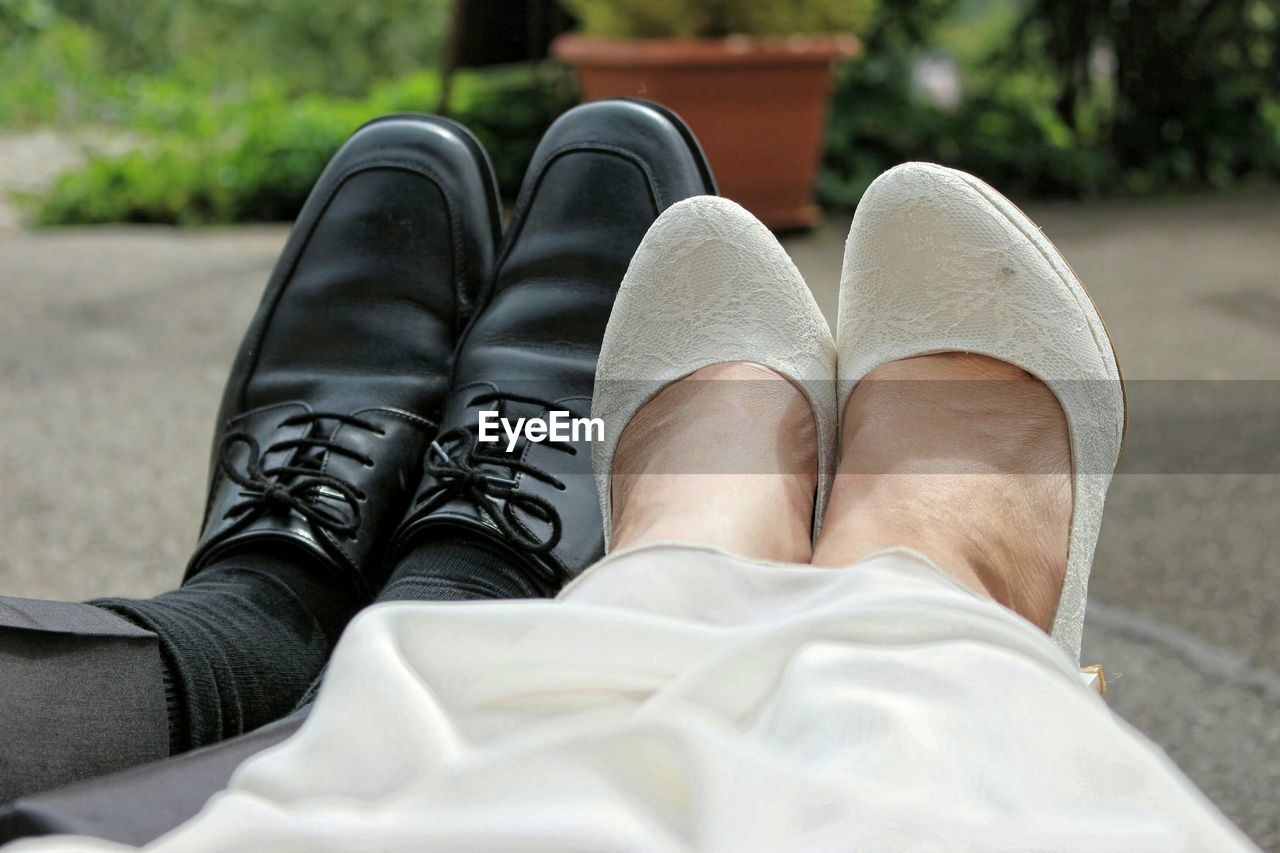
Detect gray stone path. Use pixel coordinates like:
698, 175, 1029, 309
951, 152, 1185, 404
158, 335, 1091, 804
1, 190, 1278, 847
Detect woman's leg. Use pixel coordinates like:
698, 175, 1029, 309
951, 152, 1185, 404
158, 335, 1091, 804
811, 353, 1073, 631
609, 362, 819, 565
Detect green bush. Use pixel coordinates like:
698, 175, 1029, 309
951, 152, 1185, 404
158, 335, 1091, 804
33, 65, 576, 225
820, 0, 1094, 206
1012, 0, 1280, 194
557, 0, 876, 39
17, 0, 1280, 225
819, 48, 1111, 207
45, 0, 450, 94
820, 0, 1280, 207
0, 0, 108, 126
0, 0, 452, 127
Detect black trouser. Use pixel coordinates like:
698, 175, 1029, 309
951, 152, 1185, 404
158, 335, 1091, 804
0, 537, 539, 844
1, 543, 354, 805
0, 598, 170, 800
0, 710, 307, 846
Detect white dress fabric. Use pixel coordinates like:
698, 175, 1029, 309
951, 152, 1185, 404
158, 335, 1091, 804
15, 545, 1252, 852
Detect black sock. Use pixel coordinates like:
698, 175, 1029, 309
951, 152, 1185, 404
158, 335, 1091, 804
290, 537, 544, 711
91, 544, 362, 754
375, 537, 545, 604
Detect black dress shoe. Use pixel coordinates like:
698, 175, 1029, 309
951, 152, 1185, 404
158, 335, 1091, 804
390, 99, 716, 592
188, 114, 501, 598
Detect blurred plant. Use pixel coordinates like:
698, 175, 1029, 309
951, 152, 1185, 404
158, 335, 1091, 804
820, 0, 1102, 205
1, 0, 452, 125
555, 0, 877, 39
32, 65, 576, 224
51, 0, 451, 92
1011, 0, 1280, 192
820, 57, 1111, 207
0, 0, 106, 125
12, 0, 1280, 223
820, 0, 1280, 206
1, 0, 56, 33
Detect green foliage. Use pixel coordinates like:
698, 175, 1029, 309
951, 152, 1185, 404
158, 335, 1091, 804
51, 0, 450, 92
8, 0, 571, 224
0, 0, 105, 125
819, 0, 1100, 205
0, 0, 451, 126
33, 66, 576, 225
557, 0, 876, 39
12, 0, 1280, 225
1011, 0, 1280, 194
819, 0, 1280, 207
819, 57, 1111, 208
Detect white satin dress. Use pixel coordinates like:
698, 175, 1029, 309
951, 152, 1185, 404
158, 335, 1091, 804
13, 545, 1253, 852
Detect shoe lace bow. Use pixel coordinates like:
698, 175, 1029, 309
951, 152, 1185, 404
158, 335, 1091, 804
217, 411, 386, 537
424, 392, 577, 556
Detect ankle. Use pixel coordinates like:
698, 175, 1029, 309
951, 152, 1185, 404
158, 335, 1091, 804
608, 361, 820, 564
813, 470, 1068, 629
612, 474, 815, 563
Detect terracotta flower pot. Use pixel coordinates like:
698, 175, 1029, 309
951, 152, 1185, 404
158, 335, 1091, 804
552, 34, 858, 231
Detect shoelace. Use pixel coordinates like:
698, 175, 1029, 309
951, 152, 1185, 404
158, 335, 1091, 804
218, 412, 386, 537
424, 391, 576, 556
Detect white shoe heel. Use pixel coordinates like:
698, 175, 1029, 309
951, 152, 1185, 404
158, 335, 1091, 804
837, 162, 1126, 661
592, 196, 837, 549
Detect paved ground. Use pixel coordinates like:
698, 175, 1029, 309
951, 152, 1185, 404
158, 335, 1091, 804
2, 189, 1278, 847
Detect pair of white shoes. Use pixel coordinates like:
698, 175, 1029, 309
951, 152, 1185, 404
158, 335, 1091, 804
591, 162, 1126, 663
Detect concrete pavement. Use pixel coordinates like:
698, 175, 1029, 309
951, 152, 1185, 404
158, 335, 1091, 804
2, 191, 1278, 847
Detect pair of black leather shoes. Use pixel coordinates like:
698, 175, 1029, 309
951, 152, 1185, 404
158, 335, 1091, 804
190, 100, 716, 600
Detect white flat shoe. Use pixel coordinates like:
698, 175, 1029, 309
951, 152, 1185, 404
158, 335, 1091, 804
592, 196, 837, 550
836, 163, 1126, 661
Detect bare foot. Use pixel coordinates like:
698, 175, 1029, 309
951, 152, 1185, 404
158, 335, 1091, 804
609, 362, 818, 564
811, 353, 1072, 631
